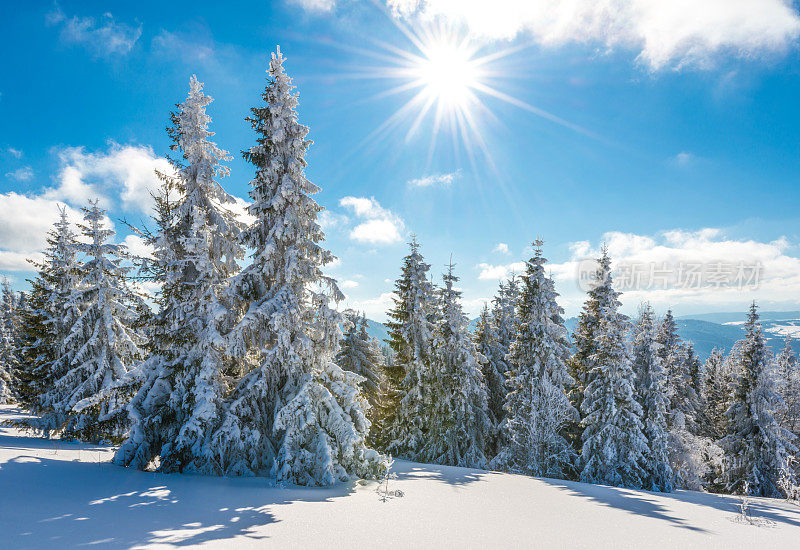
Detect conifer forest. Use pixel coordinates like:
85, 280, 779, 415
3, 2, 800, 548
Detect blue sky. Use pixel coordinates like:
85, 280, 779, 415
2, 0, 800, 320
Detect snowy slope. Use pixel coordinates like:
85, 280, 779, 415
1, 406, 799, 549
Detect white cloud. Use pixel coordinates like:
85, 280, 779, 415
0, 193, 84, 271
671, 151, 695, 167
388, 0, 800, 70
548, 228, 800, 315
341, 279, 359, 289
151, 30, 214, 65
343, 291, 395, 321
217, 195, 256, 227
289, 0, 337, 13
493, 242, 510, 255
44, 143, 172, 213
7, 148, 22, 159
0, 250, 40, 272
5, 166, 34, 182
47, 6, 142, 58
318, 209, 349, 230
122, 234, 155, 260
476, 261, 526, 280
339, 196, 405, 245
408, 170, 460, 188
350, 219, 404, 244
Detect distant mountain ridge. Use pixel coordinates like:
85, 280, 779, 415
365, 311, 800, 360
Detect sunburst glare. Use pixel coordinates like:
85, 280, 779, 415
340, 18, 596, 173
413, 38, 480, 110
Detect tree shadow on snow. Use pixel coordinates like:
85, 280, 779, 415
539, 478, 800, 533
0, 446, 359, 549
391, 459, 487, 487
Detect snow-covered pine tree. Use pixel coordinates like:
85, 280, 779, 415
211, 48, 382, 485
721, 303, 797, 497
16, 283, 50, 407
579, 249, 648, 488
686, 343, 703, 400
474, 303, 506, 449
19, 207, 81, 408
420, 262, 491, 468
25, 202, 144, 442
337, 310, 384, 410
115, 75, 245, 472
493, 241, 577, 478
567, 252, 616, 450
658, 311, 700, 433
488, 277, 519, 420
374, 237, 437, 459
702, 348, 730, 440
775, 339, 800, 438
631, 303, 673, 492
655, 309, 714, 489
0, 280, 18, 403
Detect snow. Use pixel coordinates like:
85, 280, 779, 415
765, 321, 800, 339
2, 406, 800, 549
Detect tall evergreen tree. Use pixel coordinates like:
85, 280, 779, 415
579, 250, 648, 488
19, 208, 80, 408
420, 262, 491, 468
337, 310, 384, 410
702, 348, 729, 441
494, 242, 577, 478
488, 277, 519, 422
211, 48, 382, 485
721, 303, 797, 497
116, 76, 245, 472
775, 338, 800, 438
568, 250, 615, 449
23, 202, 144, 442
474, 303, 505, 445
375, 237, 437, 459
657, 311, 700, 433
631, 304, 673, 492
656, 310, 712, 489
0, 280, 18, 403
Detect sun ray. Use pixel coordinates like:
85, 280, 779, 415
314, 8, 608, 176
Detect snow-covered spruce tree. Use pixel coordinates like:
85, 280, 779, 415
579, 250, 648, 488
686, 343, 703, 400
702, 348, 730, 440
488, 277, 519, 421
0, 280, 18, 403
567, 251, 617, 451
373, 237, 437, 459
19, 207, 81, 409
26, 202, 145, 442
493, 242, 577, 478
775, 339, 800, 438
419, 262, 491, 468
658, 311, 700, 433
211, 47, 382, 485
655, 309, 713, 490
474, 303, 506, 451
16, 283, 51, 407
337, 310, 384, 410
631, 304, 673, 492
115, 75, 245, 472
721, 303, 797, 497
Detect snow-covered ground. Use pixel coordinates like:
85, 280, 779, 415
1, 406, 799, 549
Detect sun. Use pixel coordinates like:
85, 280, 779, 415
413, 40, 480, 109
344, 18, 596, 169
